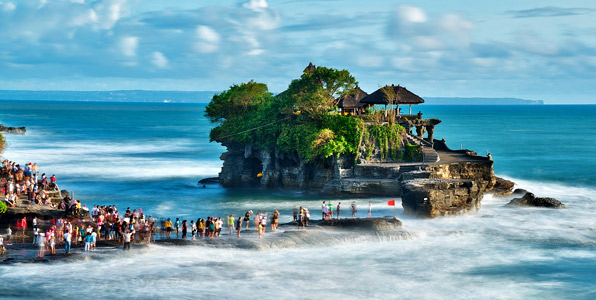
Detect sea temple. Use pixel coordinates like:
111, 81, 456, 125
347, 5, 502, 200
210, 63, 516, 217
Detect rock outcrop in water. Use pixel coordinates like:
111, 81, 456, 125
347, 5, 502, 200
208, 63, 518, 218
315, 216, 402, 230
217, 139, 511, 218
505, 192, 565, 209
0, 125, 26, 134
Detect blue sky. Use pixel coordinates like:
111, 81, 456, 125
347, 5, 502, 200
0, 0, 595, 103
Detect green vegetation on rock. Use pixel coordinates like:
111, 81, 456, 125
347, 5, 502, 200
206, 64, 420, 163
206, 65, 361, 162
404, 143, 422, 161
0, 201, 6, 214
361, 124, 404, 161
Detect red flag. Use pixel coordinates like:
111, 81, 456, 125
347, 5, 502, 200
387, 200, 395, 206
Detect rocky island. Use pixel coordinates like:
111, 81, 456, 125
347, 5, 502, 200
0, 124, 26, 134
206, 63, 519, 217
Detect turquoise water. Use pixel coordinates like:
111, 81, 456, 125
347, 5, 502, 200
1, 100, 595, 299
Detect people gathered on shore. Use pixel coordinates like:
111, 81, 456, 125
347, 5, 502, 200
1, 159, 375, 259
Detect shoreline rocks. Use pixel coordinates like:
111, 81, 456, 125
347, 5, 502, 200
401, 179, 483, 217
313, 216, 402, 230
505, 192, 565, 209
0, 125, 26, 134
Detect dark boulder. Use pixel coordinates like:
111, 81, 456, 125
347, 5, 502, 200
512, 188, 528, 196
198, 177, 220, 185
491, 177, 515, 195
506, 192, 564, 209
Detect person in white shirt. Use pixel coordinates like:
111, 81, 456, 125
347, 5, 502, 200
37, 233, 46, 258
122, 229, 135, 251
64, 231, 72, 254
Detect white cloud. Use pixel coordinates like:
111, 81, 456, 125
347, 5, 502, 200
247, 49, 264, 56
150, 51, 168, 69
119, 36, 138, 57
195, 25, 220, 53
0, 1, 16, 12
91, 0, 127, 30
243, 0, 268, 11
398, 5, 427, 23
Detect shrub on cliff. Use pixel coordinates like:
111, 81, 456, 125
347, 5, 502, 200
0, 201, 7, 214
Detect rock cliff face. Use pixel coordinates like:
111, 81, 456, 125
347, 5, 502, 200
400, 161, 496, 217
218, 140, 511, 218
401, 179, 483, 217
219, 144, 353, 189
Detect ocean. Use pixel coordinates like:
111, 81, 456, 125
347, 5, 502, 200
0, 100, 595, 299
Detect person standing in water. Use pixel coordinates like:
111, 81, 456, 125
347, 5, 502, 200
321, 201, 326, 220
123, 229, 134, 251
336, 202, 341, 219
244, 210, 252, 231
298, 206, 305, 230
227, 214, 234, 235
190, 220, 196, 240
271, 210, 279, 231
175, 218, 181, 237
235, 217, 242, 238
368, 201, 372, 218
165, 218, 172, 238
181, 220, 187, 240
351, 201, 357, 218
37, 232, 46, 258
64, 230, 71, 254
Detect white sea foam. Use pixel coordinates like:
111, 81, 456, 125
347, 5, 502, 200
3, 138, 223, 179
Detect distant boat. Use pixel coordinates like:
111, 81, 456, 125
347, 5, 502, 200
163, 99, 172, 103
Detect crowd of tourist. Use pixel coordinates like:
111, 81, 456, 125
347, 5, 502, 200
1, 160, 377, 259
1, 159, 59, 208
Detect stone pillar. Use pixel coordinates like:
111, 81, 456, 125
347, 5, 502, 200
425, 125, 435, 142
416, 125, 425, 139
403, 122, 412, 135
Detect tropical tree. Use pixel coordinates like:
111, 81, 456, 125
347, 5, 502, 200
205, 80, 272, 123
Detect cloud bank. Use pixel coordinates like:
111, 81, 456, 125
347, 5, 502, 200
0, 1, 594, 102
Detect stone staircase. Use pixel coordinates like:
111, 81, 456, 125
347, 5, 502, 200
406, 133, 439, 163
16, 185, 64, 206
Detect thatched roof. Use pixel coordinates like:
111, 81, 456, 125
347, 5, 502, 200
360, 84, 424, 105
337, 86, 368, 108
303, 62, 316, 75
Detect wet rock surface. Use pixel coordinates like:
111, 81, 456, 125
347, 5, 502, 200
491, 177, 515, 195
313, 216, 402, 230
401, 179, 484, 218
0, 125, 26, 134
506, 192, 565, 209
